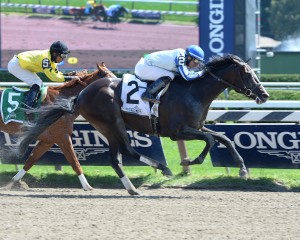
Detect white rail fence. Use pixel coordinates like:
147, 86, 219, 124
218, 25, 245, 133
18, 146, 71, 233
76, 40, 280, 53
0, 82, 299, 123
0, 2, 198, 17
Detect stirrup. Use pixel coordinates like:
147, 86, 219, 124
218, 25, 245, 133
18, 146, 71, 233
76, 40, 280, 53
141, 94, 160, 104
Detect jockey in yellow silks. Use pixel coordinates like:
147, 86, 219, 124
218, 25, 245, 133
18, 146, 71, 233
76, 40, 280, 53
7, 41, 73, 108
85, 0, 97, 14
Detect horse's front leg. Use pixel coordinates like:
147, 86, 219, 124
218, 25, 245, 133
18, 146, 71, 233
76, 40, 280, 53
175, 126, 216, 166
56, 135, 93, 191
202, 126, 248, 179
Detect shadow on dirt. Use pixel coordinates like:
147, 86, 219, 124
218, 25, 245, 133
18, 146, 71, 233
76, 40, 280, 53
183, 176, 300, 192
2, 171, 300, 192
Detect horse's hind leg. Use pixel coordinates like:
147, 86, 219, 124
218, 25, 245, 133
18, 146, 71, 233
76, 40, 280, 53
92, 120, 171, 194
202, 127, 248, 179
92, 115, 172, 176
107, 138, 140, 195
12, 141, 53, 183
112, 121, 172, 176
120, 141, 173, 176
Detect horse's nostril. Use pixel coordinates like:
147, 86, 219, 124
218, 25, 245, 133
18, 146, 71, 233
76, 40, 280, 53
262, 93, 270, 99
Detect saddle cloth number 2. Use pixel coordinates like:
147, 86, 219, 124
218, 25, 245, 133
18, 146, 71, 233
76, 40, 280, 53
126, 80, 139, 105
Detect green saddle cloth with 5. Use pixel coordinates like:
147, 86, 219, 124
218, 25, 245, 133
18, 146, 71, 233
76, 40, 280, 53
1, 86, 47, 124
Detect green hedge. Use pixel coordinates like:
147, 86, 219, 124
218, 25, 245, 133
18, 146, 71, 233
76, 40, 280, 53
218, 90, 300, 101
260, 74, 300, 82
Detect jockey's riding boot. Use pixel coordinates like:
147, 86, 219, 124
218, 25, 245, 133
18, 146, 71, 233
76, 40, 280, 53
25, 84, 40, 108
141, 76, 172, 104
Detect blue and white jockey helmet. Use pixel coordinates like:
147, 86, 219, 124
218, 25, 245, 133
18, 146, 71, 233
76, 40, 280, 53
186, 45, 205, 62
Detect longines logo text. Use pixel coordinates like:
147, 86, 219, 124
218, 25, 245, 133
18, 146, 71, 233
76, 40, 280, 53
1, 130, 153, 148
216, 131, 300, 164
216, 131, 300, 150
209, 0, 225, 55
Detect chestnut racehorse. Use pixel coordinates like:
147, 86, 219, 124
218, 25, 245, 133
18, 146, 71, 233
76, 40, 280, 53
15, 54, 269, 195
4, 63, 115, 190
70, 4, 105, 22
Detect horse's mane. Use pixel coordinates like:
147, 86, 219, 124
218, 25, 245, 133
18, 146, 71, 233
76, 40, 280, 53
48, 79, 78, 91
48, 70, 98, 91
206, 54, 244, 69
96, 4, 105, 9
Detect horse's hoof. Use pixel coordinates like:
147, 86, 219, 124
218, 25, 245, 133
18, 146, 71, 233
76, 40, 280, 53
162, 168, 173, 177
180, 170, 191, 176
83, 186, 94, 191
11, 181, 29, 191
239, 168, 248, 180
180, 159, 191, 166
128, 189, 140, 195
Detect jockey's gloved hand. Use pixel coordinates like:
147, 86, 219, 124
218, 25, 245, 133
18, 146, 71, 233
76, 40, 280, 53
204, 66, 211, 72
64, 76, 80, 81
65, 71, 77, 76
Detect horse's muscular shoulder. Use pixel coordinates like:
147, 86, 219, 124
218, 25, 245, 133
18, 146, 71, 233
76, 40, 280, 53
91, 77, 116, 87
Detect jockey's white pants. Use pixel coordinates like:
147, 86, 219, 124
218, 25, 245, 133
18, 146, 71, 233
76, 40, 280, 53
134, 57, 175, 81
7, 56, 43, 87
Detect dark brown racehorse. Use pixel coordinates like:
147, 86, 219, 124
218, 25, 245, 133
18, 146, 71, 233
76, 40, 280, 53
3, 63, 115, 191
97, 5, 129, 24
15, 54, 269, 195
70, 4, 104, 22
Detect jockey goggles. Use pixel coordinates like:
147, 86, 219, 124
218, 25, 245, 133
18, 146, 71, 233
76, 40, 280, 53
193, 58, 202, 64
60, 53, 68, 59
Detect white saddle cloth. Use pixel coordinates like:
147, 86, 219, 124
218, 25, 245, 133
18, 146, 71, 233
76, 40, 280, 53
121, 74, 161, 117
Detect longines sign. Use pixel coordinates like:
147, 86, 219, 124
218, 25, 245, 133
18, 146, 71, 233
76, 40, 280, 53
199, 0, 235, 60
208, 124, 300, 169
0, 123, 167, 166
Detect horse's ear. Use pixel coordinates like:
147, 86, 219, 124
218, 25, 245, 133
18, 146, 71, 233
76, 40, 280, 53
101, 62, 107, 67
96, 63, 101, 70
245, 58, 251, 63
230, 55, 241, 64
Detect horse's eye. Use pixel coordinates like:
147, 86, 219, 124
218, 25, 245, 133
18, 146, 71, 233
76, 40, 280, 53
244, 67, 251, 73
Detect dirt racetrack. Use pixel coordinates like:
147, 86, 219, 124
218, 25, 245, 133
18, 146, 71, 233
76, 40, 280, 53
1, 14, 199, 69
1, 187, 300, 240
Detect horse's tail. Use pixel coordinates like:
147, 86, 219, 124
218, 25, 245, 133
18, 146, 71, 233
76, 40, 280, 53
18, 96, 78, 155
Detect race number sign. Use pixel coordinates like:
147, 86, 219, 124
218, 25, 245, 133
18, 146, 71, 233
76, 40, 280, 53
208, 124, 300, 169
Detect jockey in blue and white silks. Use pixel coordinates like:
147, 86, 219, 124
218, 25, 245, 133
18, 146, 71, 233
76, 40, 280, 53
106, 4, 121, 17
134, 45, 206, 103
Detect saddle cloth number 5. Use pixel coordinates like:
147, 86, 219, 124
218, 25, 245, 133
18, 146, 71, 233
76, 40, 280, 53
7, 92, 21, 113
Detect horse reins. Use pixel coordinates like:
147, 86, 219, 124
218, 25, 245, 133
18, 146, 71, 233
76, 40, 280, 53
207, 62, 259, 97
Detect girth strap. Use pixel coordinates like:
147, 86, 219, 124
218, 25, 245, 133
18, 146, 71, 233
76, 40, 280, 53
150, 115, 159, 137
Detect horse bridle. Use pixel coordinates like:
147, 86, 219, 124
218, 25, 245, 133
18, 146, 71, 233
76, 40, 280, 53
207, 60, 260, 97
